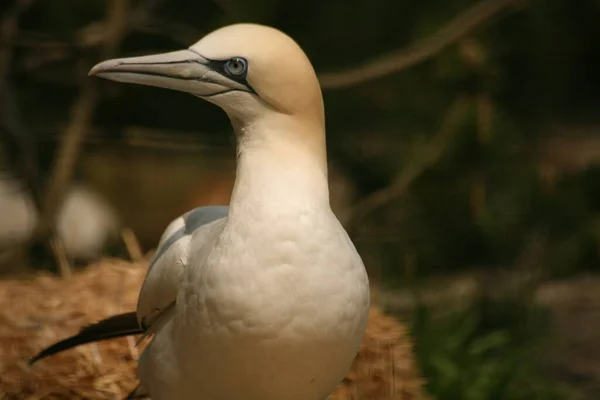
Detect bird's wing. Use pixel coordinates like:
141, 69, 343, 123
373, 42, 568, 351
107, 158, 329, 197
136, 205, 229, 332
28, 205, 228, 365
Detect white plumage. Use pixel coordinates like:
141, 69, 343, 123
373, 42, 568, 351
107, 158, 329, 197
36, 23, 370, 400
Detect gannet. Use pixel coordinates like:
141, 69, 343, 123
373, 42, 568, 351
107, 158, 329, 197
30, 23, 370, 400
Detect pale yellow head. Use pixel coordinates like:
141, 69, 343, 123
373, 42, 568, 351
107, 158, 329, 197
89, 23, 325, 134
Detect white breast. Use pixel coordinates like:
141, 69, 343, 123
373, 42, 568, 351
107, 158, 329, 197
140, 209, 369, 400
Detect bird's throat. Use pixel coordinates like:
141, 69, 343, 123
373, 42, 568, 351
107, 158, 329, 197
227, 121, 330, 222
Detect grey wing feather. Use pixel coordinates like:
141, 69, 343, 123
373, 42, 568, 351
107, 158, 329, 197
147, 205, 229, 275
136, 205, 229, 331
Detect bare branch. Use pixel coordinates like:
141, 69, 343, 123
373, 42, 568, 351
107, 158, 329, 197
0, 0, 35, 92
121, 228, 144, 262
76, 0, 168, 48
5, 0, 171, 76
34, 0, 131, 276
345, 96, 472, 234
39, 83, 99, 232
0, 1, 43, 212
34, 124, 232, 153
319, 0, 526, 89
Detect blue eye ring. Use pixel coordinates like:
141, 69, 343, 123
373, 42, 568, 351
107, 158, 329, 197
224, 57, 248, 77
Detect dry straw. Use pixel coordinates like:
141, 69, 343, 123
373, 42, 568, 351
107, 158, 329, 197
0, 257, 426, 400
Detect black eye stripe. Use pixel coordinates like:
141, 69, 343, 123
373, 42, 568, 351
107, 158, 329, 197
184, 49, 256, 95
203, 57, 256, 94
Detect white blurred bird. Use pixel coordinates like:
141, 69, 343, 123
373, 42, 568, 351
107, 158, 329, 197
31, 23, 370, 400
0, 175, 120, 261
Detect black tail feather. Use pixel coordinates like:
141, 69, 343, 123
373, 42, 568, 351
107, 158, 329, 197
29, 311, 143, 365
125, 384, 149, 399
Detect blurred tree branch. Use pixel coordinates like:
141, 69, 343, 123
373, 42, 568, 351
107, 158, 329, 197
345, 96, 472, 234
0, 1, 44, 272
0, 2, 39, 198
0, 0, 35, 93
12, 0, 526, 92
75, 0, 167, 48
33, 0, 130, 277
6, 0, 176, 76
319, 0, 526, 89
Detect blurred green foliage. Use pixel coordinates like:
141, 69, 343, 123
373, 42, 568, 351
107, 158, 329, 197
411, 297, 568, 400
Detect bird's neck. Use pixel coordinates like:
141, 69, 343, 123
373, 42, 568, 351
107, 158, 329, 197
227, 117, 330, 222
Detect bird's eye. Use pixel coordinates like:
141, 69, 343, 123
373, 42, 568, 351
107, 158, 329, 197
224, 57, 247, 77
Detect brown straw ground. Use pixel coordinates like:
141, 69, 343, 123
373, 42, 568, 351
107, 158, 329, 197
0, 258, 426, 400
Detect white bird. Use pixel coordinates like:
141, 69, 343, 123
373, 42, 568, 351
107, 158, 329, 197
0, 175, 120, 261
30, 23, 370, 400
55, 185, 121, 260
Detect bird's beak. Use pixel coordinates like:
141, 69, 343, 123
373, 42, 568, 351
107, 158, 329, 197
89, 49, 248, 97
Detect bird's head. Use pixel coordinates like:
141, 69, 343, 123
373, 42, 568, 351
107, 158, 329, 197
89, 23, 324, 130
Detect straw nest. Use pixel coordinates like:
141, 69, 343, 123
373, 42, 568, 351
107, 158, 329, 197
0, 257, 426, 400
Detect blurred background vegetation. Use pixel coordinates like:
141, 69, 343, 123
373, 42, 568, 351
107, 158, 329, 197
1, 0, 599, 399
